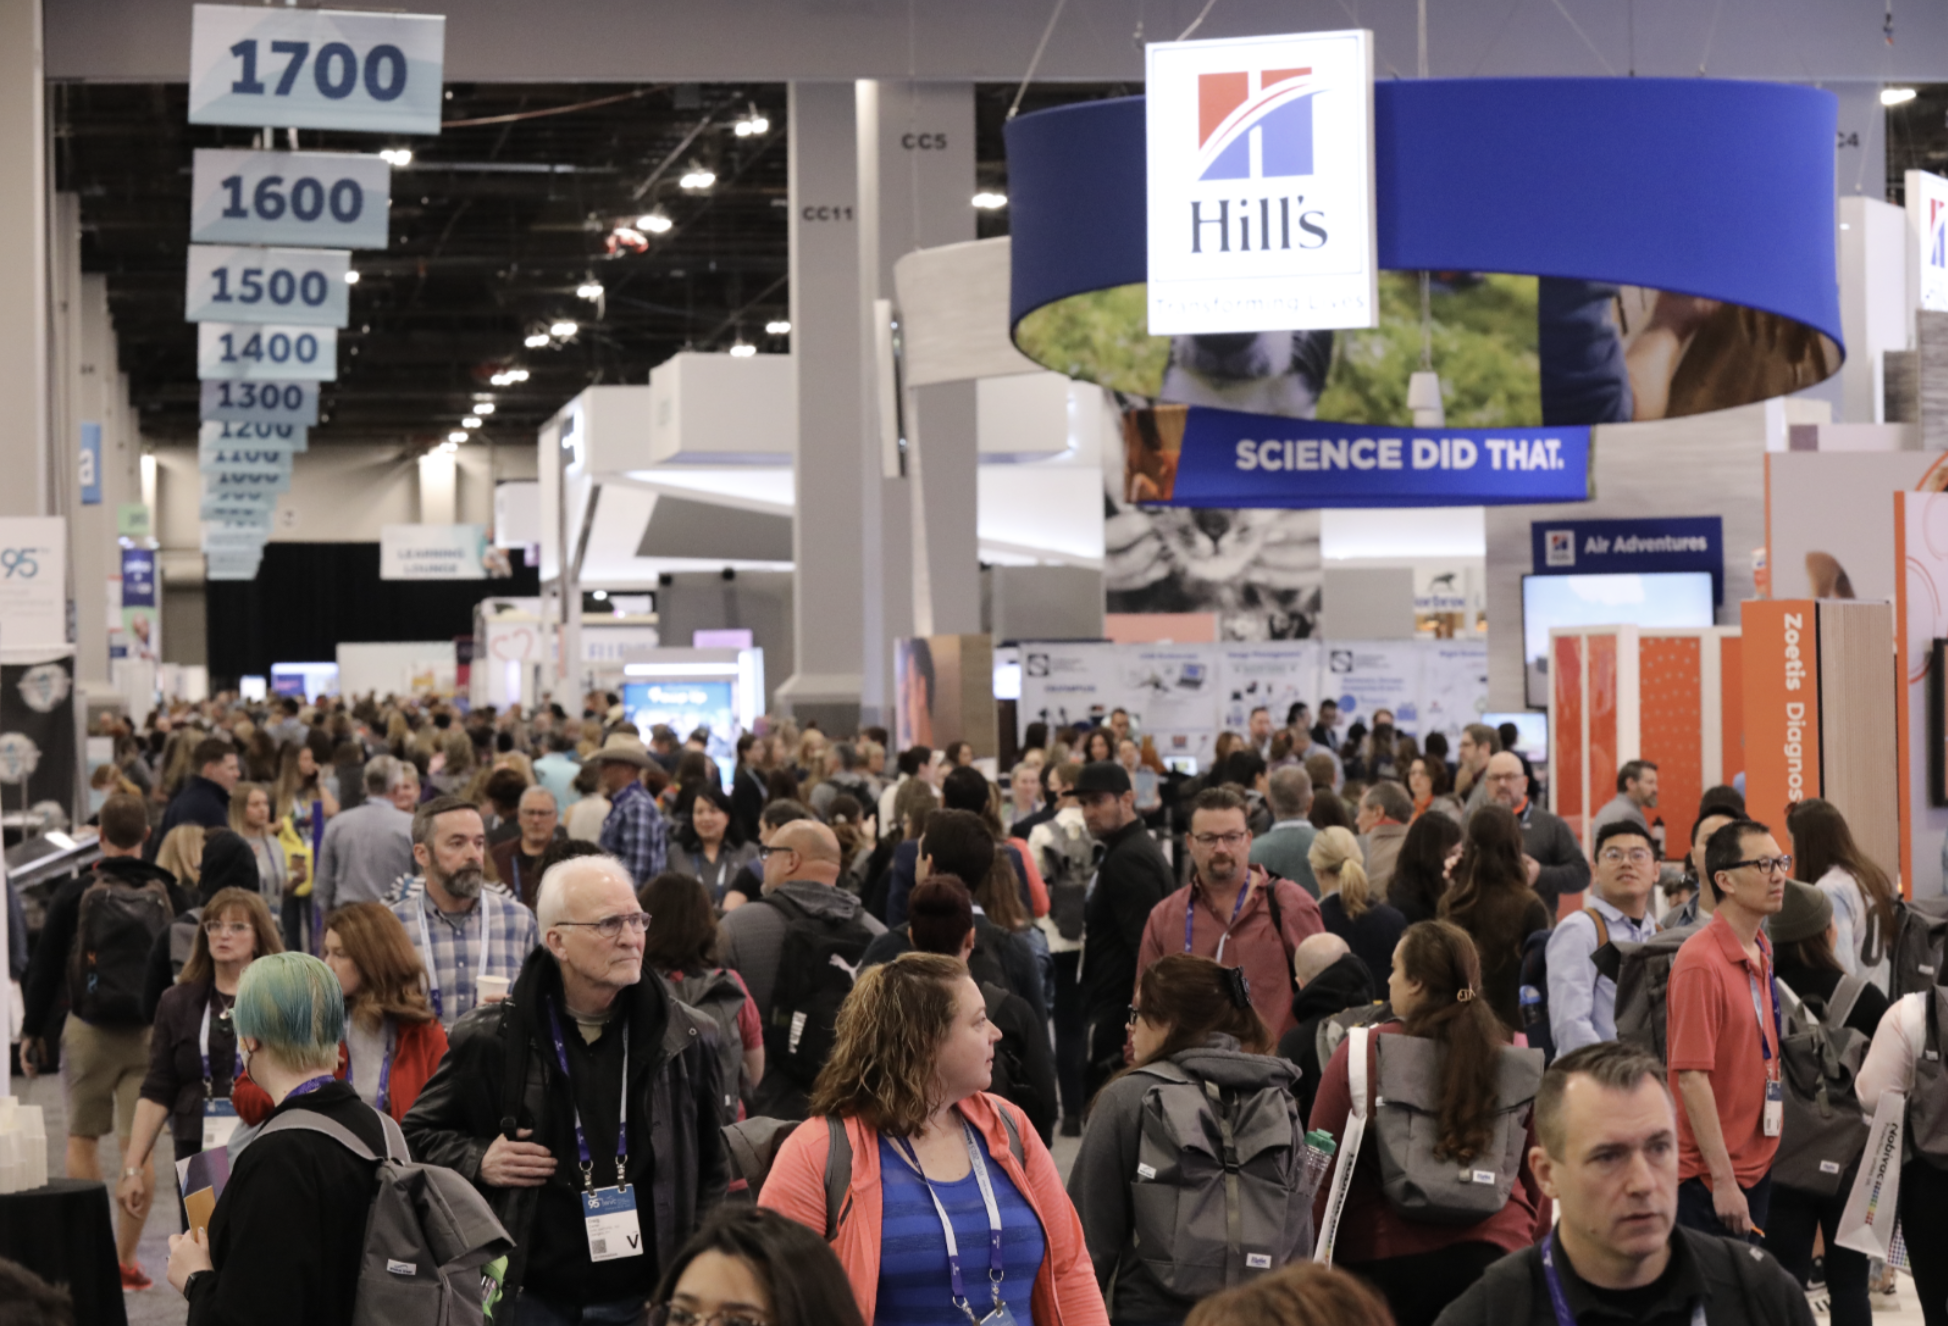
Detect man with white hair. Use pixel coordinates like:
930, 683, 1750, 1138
405, 851, 728, 1323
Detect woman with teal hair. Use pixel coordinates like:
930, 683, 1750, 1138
166, 952, 391, 1324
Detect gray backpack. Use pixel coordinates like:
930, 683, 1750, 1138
1772, 978, 1871, 1196
1597, 922, 1702, 1062
1126, 1058, 1311, 1300
1913, 983, 1948, 1171
255, 1108, 513, 1325
666, 968, 752, 1127
1369, 1033, 1543, 1225
1888, 898, 1948, 999
1043, 817, 1095, 942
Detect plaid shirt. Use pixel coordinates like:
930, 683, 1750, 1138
599, 780, 668, 886
389, 877, 541, 1029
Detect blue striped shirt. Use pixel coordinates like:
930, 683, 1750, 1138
875, 1133, 1046, 1326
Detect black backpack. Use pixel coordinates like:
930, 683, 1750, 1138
1887, 897, 1948, 998
69, 872, 174, 1024
1517, 911, 1609, 1064
979, 982, 1050, 1133
755, 893, 876, 1117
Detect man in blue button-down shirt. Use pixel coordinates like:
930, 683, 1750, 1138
1547, 819, 1661, 1055
593, 733, 668, 886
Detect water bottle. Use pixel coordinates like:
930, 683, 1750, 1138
1300, 1129, 1337, 1199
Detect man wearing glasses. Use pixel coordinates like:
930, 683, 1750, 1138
407, 852, 728, 1324
1479, 750, 1591, 913
1667, 818, 1789, 1241
1134, 786, 1322, 1040
1546, 820, 1662, 1056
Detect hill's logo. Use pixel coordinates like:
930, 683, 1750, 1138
1197, 69, 1320, 181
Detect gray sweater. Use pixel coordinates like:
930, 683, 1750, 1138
314, 800, 415, 912
1066, 1035, 1308, 1323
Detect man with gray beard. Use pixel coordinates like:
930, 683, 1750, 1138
390, 793, 541, 1029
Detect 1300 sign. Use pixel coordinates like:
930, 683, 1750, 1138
186, 245, 349, 327
200, 380, 319, 426
188, 6, 446, 135
191, 150, 390, 249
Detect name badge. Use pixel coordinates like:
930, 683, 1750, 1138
1763, 1080, 1784, 1138
977, 1302, 1021, 1326
203, 1098, 241, 1150
582, 1186, 644, 1263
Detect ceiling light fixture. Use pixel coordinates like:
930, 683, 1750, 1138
507, 369, 530, 382
475, 402, 496, 414
576, 280, 604, 300
344, 270, 361, 284
446, 431, 467, 443
679, 166, 716, 191
972, 191, 1008, 210
524, 332, 551, 349
733, 107, 770, 137
1882, 86, 1918, 106
462, 416, 483, 429
728, 340, 757, 358
637, 210, 674, 234
379, 147, 413, 167
550, 320, 579, 338
765, 319, 791, 336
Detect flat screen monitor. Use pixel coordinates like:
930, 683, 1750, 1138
1483, 712, 1549, 764
623, 680, 738, 791
1522, 572, 1715, 708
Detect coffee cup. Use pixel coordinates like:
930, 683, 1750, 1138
477, 975, 510, 1004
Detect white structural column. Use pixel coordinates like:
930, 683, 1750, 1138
70, 272, 141, 684
418, 449, 458, 525
855, 80, 976, 723
777, 82, 867, 733
0, 0, 49, 520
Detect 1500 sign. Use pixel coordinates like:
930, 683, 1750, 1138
186, 245, 350, 327
191, 149, 390, 250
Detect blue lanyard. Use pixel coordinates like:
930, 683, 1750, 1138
891, 1123, 1006, 1320
544, 999, 629, 1191
345, 1019, 397, 1114
199, 992, 242, 1099
1185, 876, 1253, 953
1747, 956, 1784, 1072
1540, 1231, 1704, 1326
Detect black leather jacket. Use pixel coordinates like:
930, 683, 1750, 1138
402, 945, 728, 1301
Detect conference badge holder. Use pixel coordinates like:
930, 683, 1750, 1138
582, 1184, 643, 1263
1763, 1080, 1784, 1138
202, 1097, 240, 1150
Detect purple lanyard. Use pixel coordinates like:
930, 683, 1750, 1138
286, 1074, 337, 1100
891, 1124, 1006, 1318
345, 1020, 397, 1114
544, 999, 629, 1191
1540, 1231, 1704, 1326
1747, 950, 1784, 1074
1185, 877, 1253, 953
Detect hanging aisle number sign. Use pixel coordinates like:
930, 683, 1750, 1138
200, 380, 318, 427
198, 323, 338, 381
199, 421, 307, 454
188, 6, 446, 135
191, 150, 390, 250
186, 245, 350, 327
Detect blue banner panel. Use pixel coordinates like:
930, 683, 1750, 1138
1147, 406, 1590, 508
1529, 516, 1724, 603
121, 547, 158, 608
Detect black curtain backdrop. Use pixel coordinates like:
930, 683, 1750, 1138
204, 542, 538, 686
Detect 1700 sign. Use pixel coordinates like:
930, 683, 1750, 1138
188, 6, 446, 135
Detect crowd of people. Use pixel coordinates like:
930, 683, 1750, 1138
3, 692, 1943, 1326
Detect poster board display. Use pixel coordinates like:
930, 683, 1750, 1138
896, 635, 998, 759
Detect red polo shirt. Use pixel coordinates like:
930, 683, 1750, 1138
1134, 865, 1323, 1036
1667, 911, 1781, 1187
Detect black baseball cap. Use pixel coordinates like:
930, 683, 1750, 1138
1072, 761, 1132, 797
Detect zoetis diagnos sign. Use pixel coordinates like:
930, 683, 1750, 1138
1145, 29, 1377, 336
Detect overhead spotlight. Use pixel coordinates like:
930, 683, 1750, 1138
475, 402, 496, 415
524, 332, 551, 349
508, 368, 530, 382
344, 270, 361, 285
636, 210, 674, 234
679, 166, 716, 191
550, 320, 579, 338
379, 147, 413, 167
972, 191, 1008, 210
576, 280, 604, 301
765, 319, 791, 336
462, 416, 483, 429
728, 340, 757, 358
446, 431, 467, 443
592, 589, 609, 601
733, 107, 770, 137
1883, 86, 1918, 106
489, 372, 511, 386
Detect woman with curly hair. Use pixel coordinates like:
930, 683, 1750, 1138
759, 952, 1107, 1326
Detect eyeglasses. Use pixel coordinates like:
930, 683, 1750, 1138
554, 913, 651, 940
652, 1306, 769, 1326
1126, 1004, 1144, 1027
1599, 848, 1656, 865
203, 921, 253, 937
755, 844, 794, 859
1189, 831, 1249, 848
1728, 854, 1793, 876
